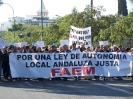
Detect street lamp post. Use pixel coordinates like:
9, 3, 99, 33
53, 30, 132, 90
41, 0, 43, 41
0, 1, 15, 38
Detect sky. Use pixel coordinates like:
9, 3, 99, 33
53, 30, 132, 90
0, 0, 132, 22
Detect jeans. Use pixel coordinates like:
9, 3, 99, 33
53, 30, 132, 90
0, 63, 2, 79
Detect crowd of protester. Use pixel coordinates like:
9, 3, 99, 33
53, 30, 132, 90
0, 43, 133, 81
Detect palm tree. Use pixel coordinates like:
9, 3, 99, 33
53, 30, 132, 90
118, 0, 128, 16
91, 0, 93, 7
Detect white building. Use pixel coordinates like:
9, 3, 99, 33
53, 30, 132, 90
0, 16, 25, 31
0, 0, 55, 31
8, 17, 25, 23
24, 0, 55, 26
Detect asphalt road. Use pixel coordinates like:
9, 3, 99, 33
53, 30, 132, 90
0, 77, 133, 99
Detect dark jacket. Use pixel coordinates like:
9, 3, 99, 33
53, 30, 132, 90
2, 52, 9, 68
0, 50, 3, 63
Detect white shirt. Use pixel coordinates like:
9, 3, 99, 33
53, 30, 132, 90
71, 49, 81, 53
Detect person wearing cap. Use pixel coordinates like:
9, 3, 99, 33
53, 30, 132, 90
71, 43, 81, 80
60, 44, 71, 81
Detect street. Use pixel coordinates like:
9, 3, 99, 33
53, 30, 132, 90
0, 77, 133, 99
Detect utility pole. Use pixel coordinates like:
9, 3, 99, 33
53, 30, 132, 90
41, 0, 43, 41
91, 0, 93, 10
0, 2, 15, 38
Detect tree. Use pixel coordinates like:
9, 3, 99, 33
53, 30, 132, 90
71, 7, 78, 14
130, 0, 133, 3
8, 23, 24, 31
118, 0, 128, 16
97, 12, 133, 47
0, 5, 120, 46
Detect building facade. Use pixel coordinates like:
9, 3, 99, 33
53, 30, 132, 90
24, 1, 54, 26
0, 0, 55, 31
0, 16, 25, 31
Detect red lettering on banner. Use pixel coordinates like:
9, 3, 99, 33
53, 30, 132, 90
82, 67, 95, 74
51, 67, 95, 77
72, 67, 81, 75
51, 68, 60, 76
60, 68, 71, 76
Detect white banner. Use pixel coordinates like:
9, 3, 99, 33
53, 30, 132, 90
0, 38, 7, 48
60, 40, 69, 46
69, 26, 92, 47
99, 41, 109, 46
9, 52, 133, 78
21, 42, 28, 47
36, 41, 44, 47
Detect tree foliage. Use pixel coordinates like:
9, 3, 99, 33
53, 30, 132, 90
97, 12, 133, 47
0, 5, 123, 46
8, 23, 25, 31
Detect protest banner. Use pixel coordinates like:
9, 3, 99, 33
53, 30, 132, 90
14, 43, 21, 47
36, 41, 44, 47
60, 40, 69, 46
9, 52, 133, 78
99, 41, 109, 46
0, 38, 7, 48
32, 42, 36, 46
21, 42, 28, 47
14, 42, 28, 47
69, 26, 92, 47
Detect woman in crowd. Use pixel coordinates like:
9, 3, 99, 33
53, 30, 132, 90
2, 47, 10, 80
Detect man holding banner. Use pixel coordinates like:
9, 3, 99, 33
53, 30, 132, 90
71, 43, 81, 80
60, 44, 71, 81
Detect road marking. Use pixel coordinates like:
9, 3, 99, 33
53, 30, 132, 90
107, 83, 132, 87
94, 83, 133, 95
25, 82, 33, 86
